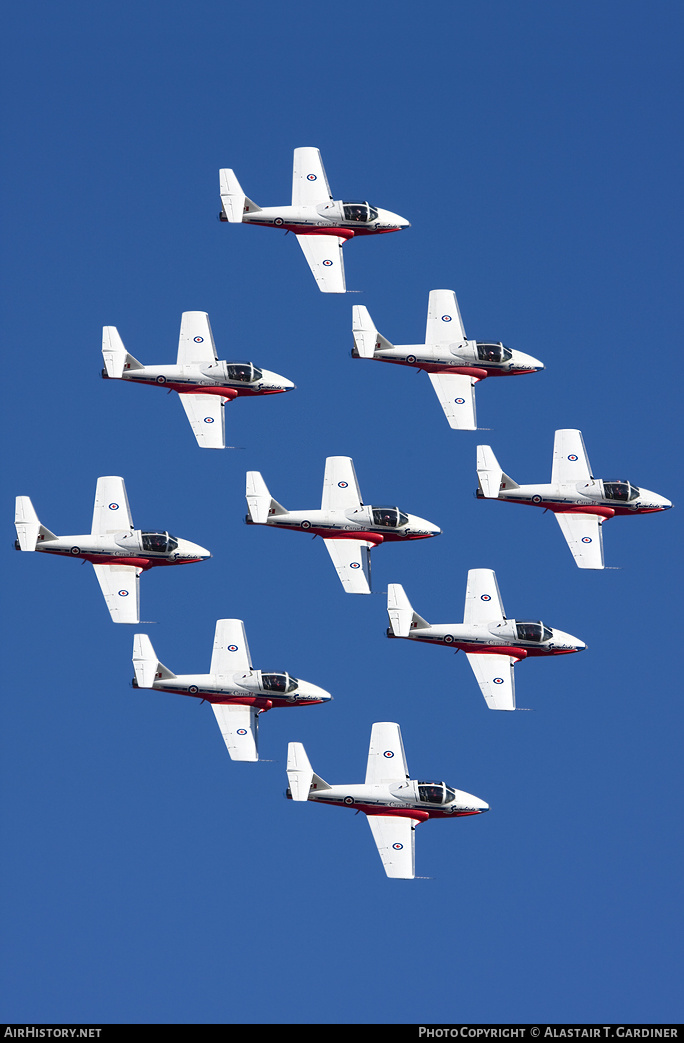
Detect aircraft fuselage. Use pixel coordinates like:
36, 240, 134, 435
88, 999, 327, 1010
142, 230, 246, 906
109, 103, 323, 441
352, 340, 543, 379
479, 482, 672, 517
247, 508, 441, 543
236, 202, 409, 237
17, 532, 211, 568
289, 780, 488, 820
102, 362, 293, 398
388, 621, 585, 658
137, 672, 331, 710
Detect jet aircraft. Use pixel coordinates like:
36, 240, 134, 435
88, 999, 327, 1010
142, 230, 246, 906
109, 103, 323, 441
386, 571, 585, 711
476, 430, 672, 569
14, 477, 210, 623
101, 312, 295, 449
245, 456, 440, 594
352, 290, 543, 430
219, 147, 410, 293
132, 620, 331, 762
287, 722, 488, 879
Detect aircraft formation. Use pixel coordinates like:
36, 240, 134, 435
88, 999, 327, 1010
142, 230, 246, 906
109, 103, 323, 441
15, 146, 673, 879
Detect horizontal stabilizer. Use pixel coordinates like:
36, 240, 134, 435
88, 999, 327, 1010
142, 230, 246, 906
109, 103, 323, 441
102, 326, 143, 378
15, 496, 57, 550
219, 168, 260, 222
133, 633, 176, 688
245, 471, 286, 524
387, 584, 430, 637
477, 445, 518, 498
352, 305, 394, 358
287, 742, 321, 801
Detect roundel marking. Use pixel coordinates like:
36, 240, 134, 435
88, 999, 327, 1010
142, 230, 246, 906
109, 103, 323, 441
455, 397, 466, 404
307, 173, 317, 181
108, 502, 119, 510
338, 481, 348, 488
383, 750, 394, 758
406, 354, 417, 364
442, 314, 452, 322
582, 536, 593, 543
274, 217, 284, 226
156, 375, 166, 384
481, 594, 491, 601
532, 495, 542, 503
344, 796, 354, 805
568, 454, 578, 461
493, 677, 504, 684
70, 546, 81, 554
392, 842, 404, 850
443, 634, 454, 644
301, 520, 311, 529
118, 589, 129, 597
350, 562, 361, 569
227, 644, 239, 652
203, 416, 214, 424
188, 685, 199, 694
237, 728, 248, 736
194, 336, 204, 343
322, 259, 333, 266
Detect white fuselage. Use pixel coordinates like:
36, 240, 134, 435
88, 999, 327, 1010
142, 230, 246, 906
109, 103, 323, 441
108, 362, 294, 395
365, 340, 543, 376
33, 531, 211, 564
395, 620, 585, 655
302, 779, 488, 817
489, 481, 672, 514
251, 507, 441, 541
145, 670, 331, 707
242, 202, 409, 234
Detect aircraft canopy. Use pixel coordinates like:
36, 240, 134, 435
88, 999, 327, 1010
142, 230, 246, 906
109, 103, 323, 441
371, 506, 409, 528
141, 531, 178, 553
476, 342, 513, 363
515, 621, 553, 643
342, 201, 379, 223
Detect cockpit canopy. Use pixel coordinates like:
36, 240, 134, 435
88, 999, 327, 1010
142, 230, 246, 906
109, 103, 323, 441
141, 531, 178, 554
371, 506, 409, 528
476, 342, 513, 364
417, 780, 457, 805
226, 362, 262, 384
260, 672, 298, 694
515, 621, 552, 643
602, 480, 640, 502
342, 200, 379, 224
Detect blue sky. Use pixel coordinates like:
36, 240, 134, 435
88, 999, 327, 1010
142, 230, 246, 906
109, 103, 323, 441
2, 0, 682, 1025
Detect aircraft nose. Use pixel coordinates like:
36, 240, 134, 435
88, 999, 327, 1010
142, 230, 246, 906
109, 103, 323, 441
476, 800, 489, 812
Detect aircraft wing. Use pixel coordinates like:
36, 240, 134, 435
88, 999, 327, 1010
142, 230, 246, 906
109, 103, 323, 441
367, 814, 416, 879
210, 619, 252, 675
551, 429, 592, 485
92, 563, 140, 624
555, 513, 605, 569
465, 653, 516, 711
425, 289, 466, 345
365, 722, 409, 784
321, 456, 363, 511
178, 393, 226, 449
292, 147, 333, 206
211, 703, 258, 762
427, 372, 477, 430
177, 312, 218, 366
323, 538, 371, 594
295, 234, 346, 293
464, 568, 505, 624
92, 477, 133, 535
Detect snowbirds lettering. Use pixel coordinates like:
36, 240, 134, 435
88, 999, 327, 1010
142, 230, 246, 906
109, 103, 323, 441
14, 477, 210, 624
387, 570, 585, 711
219, 147, 410, 293
101, 312, 294, 449
287, 722, 488, 880
132, 620, 331, 763
476, 430, 672, 569
245, 456, 441, 594
353, 290, 543, 431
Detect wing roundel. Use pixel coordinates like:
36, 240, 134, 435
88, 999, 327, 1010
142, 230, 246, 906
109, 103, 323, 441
365, 723, 409, 784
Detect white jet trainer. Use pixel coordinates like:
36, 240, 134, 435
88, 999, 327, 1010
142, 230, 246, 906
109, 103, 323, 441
287, 722, 488, 880
102, 312, 295, 449
132, 620, 331, 762
219, 147, 410, 293
476, 430, 672, 569
387, 571, 586, 711
353, 290, 543, 431
245, 456, 441, 594
15, 477, 211, 623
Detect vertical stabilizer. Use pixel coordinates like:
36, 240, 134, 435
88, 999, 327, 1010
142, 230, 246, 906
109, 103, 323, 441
387, 584, 430, 637
352, 305, 394, 358
15, 496, 57, 550
102, 327, 143, 378
133, 634, 176, 688
246, 471, 287, 524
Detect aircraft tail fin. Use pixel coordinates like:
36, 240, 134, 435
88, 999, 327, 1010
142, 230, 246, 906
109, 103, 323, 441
352, 305, 394, 359
287, 742, 329, 801
102, 327, 144, 378
219, 168, 261, 222
387, 583, 430, 638
477, 445, 519, 499
132, 634, 176, 689
14, 496, 58, 551
245, 471, 287, 524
